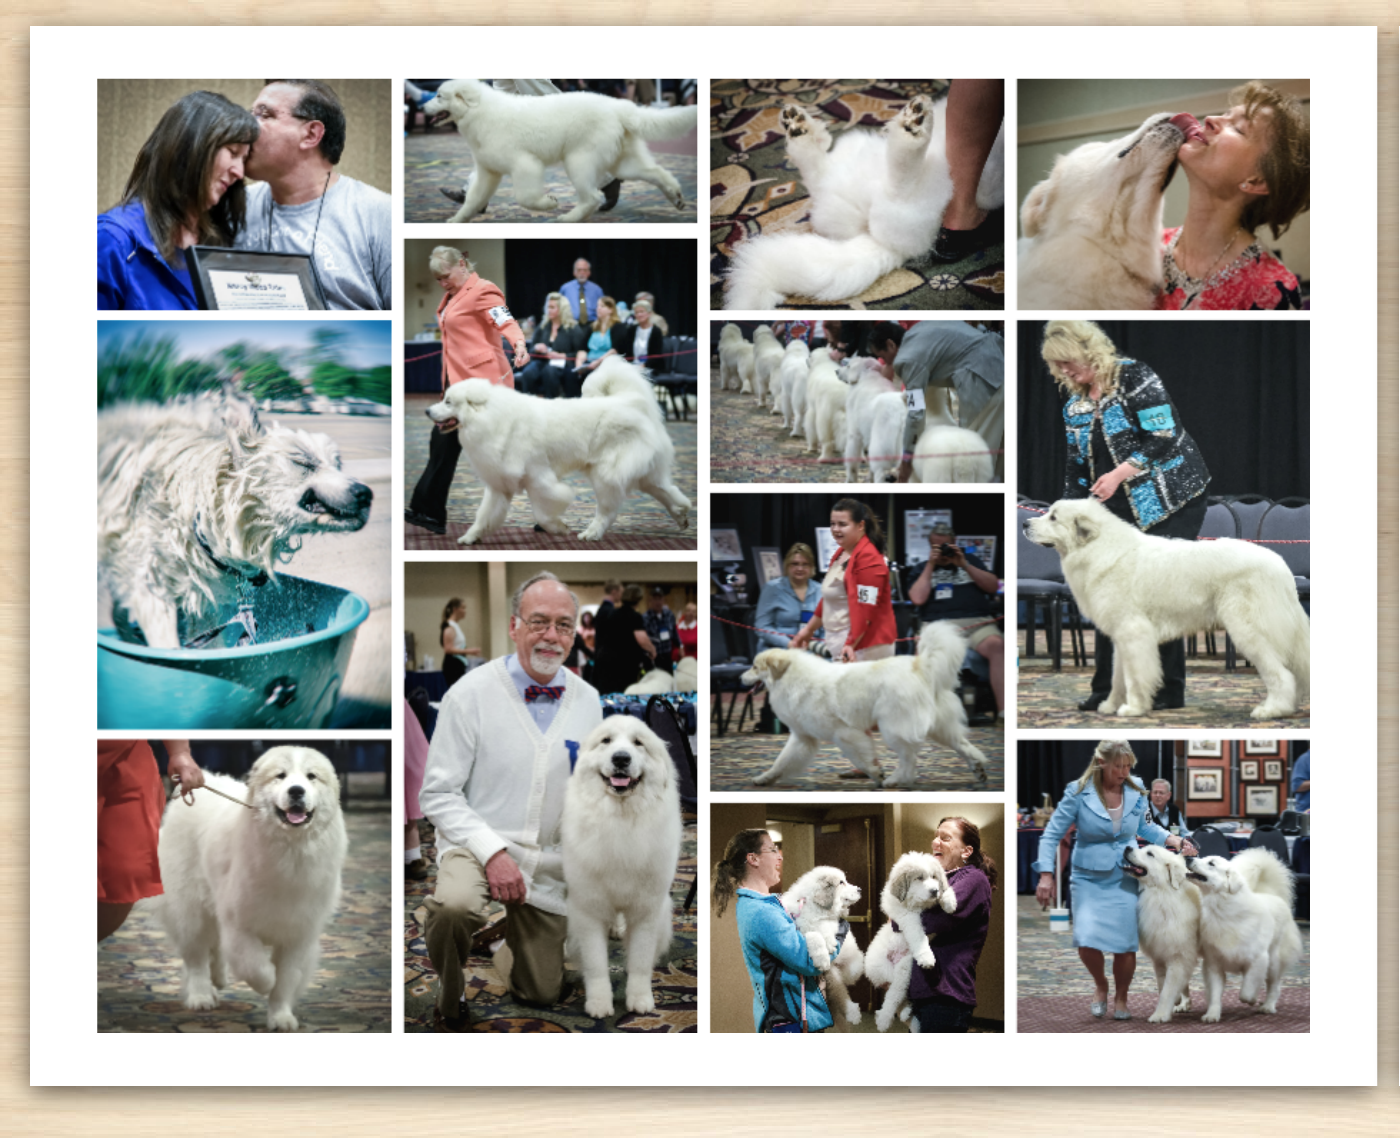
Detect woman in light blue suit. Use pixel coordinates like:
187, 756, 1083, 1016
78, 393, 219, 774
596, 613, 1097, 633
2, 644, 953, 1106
1033, 740, 1196, 1020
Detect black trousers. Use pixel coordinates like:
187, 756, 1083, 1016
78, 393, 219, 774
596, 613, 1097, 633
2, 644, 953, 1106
1087, 495, 1207, 704
409, 424, 462, 523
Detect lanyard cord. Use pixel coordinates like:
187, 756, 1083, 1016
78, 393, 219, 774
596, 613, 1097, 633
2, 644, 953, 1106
266, 169, 331, 305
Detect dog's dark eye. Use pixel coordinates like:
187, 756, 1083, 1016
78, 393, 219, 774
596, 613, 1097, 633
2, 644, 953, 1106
294, 458, 317, 472
276, 772, 287, 779
601, 737, 611, 744
307, 772, 317, 781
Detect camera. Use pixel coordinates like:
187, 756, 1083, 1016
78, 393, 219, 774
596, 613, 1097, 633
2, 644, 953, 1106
939, 543, 959, 558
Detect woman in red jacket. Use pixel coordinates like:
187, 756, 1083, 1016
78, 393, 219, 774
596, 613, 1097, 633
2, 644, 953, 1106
789, 498, 896, 663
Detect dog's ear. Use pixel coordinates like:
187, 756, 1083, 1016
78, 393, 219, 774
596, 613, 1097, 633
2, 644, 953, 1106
1225, 866, 1243, 895
1019, 174, 1055, 238
765, 654, 791, 681
815, 877, 836, 909
638, 725, 673, 788
888, 864, 916, 906
1072, 512, 1099, 547
1167, 857, 1185, 891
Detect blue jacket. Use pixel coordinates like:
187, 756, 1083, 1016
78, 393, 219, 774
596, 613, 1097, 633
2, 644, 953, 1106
97, 200, 199, 310
734, 889, 832, 1032
1033, 780, 1170, 875
1290, 750, 1310, 812
754, 576, 818, 652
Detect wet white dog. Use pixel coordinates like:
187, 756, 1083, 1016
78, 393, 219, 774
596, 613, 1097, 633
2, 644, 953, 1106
562, 716, 682, 1020
781, 866, 865, 1026
864, 852, 957, 1032
156, 746, 347, 1031
427, 356, 691, 543
98, 392, 373, 649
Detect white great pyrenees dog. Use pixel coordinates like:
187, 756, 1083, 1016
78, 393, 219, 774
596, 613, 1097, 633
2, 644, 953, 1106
427, 79, 697, 223
1018, 113, 1189, 310
561, 716, 682, 1020
426, 356, 691, 543
1025, 498, 1309, 719
841, 356, 901, 483
1123, 844, 1201, 1023
775, 338, 812, 435
740, 621, 989, 789
155, 746, 347, 1031
912, 386, 997, 484
750, 324, 785, 408
781, 866, 865, 1026
864, 852, 957, 1032
98, 391, 373, 650
802, 348, 849, 462
1186, 849, 1303, 1022
716, 322, 755, 394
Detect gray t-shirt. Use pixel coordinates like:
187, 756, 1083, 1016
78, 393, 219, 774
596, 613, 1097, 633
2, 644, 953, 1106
238, 175, 392, 311
895, 322, 1005, 453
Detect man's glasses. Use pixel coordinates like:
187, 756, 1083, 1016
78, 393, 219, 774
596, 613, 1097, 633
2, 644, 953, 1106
522, 617, 575, 637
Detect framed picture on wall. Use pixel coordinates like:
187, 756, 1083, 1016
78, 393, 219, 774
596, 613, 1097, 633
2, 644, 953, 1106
1240, 760, 1259, 781
1264, 760, 1284, 781
1246, 784, 1280, 815
1187, 740, 1222, 757
1188, 768, 1224, 800
710, 528, 743, 563
752, 547, 783, 588
1245, 739, 1279, 755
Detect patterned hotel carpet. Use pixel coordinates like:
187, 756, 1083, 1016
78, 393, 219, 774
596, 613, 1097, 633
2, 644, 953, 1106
404, 818, 698, 1032
710, 79, 1004, 312
1016, 630, 1311, 730
405, 123, 698, 225
710, 693, 1003, 792
710, 365, 850, 484
97, 803, 392, 1033
1017, 895, 1309, 1033
403, 393, 697, 551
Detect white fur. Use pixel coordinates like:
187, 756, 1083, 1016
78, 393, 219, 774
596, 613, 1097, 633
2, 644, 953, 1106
1186, 850, 1303, 1022
775, 339, 812, 434
802, 348, 849, 462
427, 79, 696, 223
717, 323, 755, 394
98, 392, 373, 650
781, 866, 865, 1026
724, 95, 1003, 309
864, 852, 957, 1032
154, 746, 347, 1032
1123, 844, 1200, 1023
740, 621, 989, 789
912, 386, 996, 484
842, 357, 900, 482
624, 656, 699, 695
426, 356, 691, 543
751, 324, 785, 408
1018, 113, 1184, 310
1025, 498, 1309, 719
561, 716, 682, 1019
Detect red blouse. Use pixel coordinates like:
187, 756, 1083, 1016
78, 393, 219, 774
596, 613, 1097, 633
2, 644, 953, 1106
815, 534, 896, 651
1154, 227, 1302, 311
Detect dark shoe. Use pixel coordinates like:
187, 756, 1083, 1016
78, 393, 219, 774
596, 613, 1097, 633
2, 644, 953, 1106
470, 914, 506, 954
433, 999, 471, 1032
599, 178, 622, 212
406, 857, 430, 881
929, 207, 1003, 264
838, 769, 874, 780
405, 508, 447, 535
1152, 694, 1185, 711
1077, 692, 1109, 712
440, 186, 466, 205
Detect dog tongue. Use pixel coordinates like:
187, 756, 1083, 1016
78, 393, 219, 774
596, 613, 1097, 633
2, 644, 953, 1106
610, 776, 632, 789
1169, 113, 1203, 141
286, 810, 308, 824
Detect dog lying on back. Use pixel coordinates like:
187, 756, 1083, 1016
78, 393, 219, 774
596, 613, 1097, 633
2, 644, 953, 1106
98, 391, 373, 650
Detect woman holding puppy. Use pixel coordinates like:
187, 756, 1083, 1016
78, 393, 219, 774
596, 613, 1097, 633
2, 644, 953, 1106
713, 829, 833, 1033
1033, 741, 1196, 1020
788, 498, 896, 664
1157, 82, 1308, 310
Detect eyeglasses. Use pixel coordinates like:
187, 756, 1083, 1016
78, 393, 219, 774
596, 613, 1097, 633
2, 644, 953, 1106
522, 617, 575, 637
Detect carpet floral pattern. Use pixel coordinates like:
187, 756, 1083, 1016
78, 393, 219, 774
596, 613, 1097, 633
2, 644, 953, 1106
710, 364, 851, 483
710, 79, 1004, 311
97, 804, 393, 1033
404, 818, 698, 1032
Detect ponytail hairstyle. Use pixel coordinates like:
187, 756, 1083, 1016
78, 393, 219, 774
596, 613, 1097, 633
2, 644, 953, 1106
441, 597, 464, 624
712, 828, 770, 918
831, 497, 887, 556
939, 816, 998, 892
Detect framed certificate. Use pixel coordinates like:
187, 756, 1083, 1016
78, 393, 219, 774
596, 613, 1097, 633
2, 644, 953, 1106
187, 246, 327, 311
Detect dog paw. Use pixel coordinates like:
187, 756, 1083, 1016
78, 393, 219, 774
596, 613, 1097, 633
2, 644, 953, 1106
266, 1009, 299, 1032
880, 776, 910, 790
673, 190, 686, 210
844, 1001, 862, 1025
584, 995, 615, 1020
1114, 704, 1148, 718
1174, 994, 1191, 1011
182, 991, 219, 1012
875, 1010, 894, 1033
625, 982, 656, 1016
1201, 1009, 1222, 1024
898, 1005, 913, 1023
1250, 705, 1291, 720
779, 104, 829, 147
1260, 1002, 1279, 1015
914, 948, 936, 969
1147, 1010, 1171, 1024
578, 523, 608, 541
892, 96, 931, 141
458, 530, 482, 546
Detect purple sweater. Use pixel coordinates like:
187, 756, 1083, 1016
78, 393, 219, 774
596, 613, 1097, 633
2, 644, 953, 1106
896, 864, 992, 1007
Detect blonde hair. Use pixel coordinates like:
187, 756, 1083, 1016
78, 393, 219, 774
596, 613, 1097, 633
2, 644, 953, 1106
428, 245, 472, 276
544, 291, 578, 330
1074, 739, 1147, 803
593, 295, 620, 333
783, 542, 817, 573
1041, 320, 1122, 398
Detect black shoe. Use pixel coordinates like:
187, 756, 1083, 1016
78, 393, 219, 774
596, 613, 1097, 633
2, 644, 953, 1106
1077, 692, 1108, 712
405, 508, 447, 535
599, 178, 622, 212
440, 186, 466, 205
433, 999, 471, 1031
1153, 694, 1185, 711
929, 207, 1003, 264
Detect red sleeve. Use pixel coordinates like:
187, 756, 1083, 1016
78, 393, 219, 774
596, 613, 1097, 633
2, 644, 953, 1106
844, 539, 890, 649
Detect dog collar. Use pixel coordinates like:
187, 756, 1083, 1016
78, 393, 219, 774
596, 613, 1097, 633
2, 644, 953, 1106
193, 515, 269, 586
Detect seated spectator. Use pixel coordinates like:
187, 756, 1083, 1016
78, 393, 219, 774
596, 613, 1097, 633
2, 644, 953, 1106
518, 292, 585, 398
574, 296, 624, 389
633, 291, 670, 336
617, 297, 663, 366
753, 543, 819, 652
676, 602, 699, 660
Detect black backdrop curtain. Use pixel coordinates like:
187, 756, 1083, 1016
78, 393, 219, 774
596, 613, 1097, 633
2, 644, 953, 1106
504, 239, 696, 337
1018, 739, 1179, 809
1017, 321, 1309, 503
711, 491, 1003, 606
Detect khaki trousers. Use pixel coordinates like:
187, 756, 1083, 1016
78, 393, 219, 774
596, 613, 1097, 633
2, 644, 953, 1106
422, 846, 567, 1013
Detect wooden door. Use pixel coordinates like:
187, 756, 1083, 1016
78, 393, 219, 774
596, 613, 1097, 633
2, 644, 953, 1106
814, 813, 883, 1015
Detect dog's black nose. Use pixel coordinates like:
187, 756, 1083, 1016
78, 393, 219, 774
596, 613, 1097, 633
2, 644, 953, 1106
353, 482, 374, 508
288, 784, 306, 802
611, 751, 632, 770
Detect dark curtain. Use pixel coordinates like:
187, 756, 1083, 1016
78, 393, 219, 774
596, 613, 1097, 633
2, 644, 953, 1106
1017, 321, 1309, 502
1018, 739, 1177, 809
504, 239, 696, 337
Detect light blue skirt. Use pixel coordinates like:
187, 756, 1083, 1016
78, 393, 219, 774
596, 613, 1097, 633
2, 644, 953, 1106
1070, 867, 1140, 953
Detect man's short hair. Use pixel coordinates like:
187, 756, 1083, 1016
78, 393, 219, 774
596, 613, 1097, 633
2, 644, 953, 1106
603, 578, 622, 595
267, 79, 347, 165
1152, 779, 1172, 792
511, 571, 580, 621
868, 321, 905, 355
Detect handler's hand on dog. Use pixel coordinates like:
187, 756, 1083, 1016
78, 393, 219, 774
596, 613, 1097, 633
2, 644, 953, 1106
1035, 873, 1054, 909
485, 850, 527, 904
164, 741, 205, 802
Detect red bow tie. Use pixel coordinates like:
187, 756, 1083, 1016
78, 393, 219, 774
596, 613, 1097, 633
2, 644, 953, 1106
524, 685, 564, 703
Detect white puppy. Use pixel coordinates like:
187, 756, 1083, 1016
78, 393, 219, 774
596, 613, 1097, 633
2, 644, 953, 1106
427, 79, 696, 223
1123, 844, 1200, 1022
781, 866, 865, 1026
775, 338, 812, 435
1025, 498, 1309, 719
864, 852, 957, 1032
1186, 849, 1303, 1023
426, 356, 691, 543
98, 392, 373, 650
717, 323, 755, 394
155, 746, 347, 1031
562, 715, 682, 1020
751, 324, 785, 408
1018, 113, 1185, 310
740, 621, 989, 789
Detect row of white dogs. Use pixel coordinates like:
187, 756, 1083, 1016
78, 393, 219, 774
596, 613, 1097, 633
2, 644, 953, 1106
716, 323, 994, 484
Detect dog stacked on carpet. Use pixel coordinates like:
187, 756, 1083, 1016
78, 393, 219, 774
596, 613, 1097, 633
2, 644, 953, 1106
864, 852, 958, 1032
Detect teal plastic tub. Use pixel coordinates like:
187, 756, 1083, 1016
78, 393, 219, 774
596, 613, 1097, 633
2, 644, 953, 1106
98, 575, 369, 730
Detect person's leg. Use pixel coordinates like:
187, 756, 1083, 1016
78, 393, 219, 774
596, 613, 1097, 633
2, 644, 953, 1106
940, 79, 1003, 232
1078, 946, 1109, 1009
1081, 630, 1114, 710
910, 997, 974, 1033
98, 902, 135, 941
1157, 637, 1186, 708
408, 425, 463, 523
421, 847, 492, 1018
1112, 950, 1138, 1016
974, 632, 1004, 713
497, 903, 568, 1006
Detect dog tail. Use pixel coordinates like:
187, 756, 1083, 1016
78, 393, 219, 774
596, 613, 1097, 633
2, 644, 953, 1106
580, 356, 663, 418
724, 232, 904, 310
916, 619, 970, 695
618, 101, 698, 142
1229, 847, 1295, 907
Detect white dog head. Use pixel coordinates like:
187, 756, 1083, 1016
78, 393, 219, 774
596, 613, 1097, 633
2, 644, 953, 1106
423, 78, 488, 124
252, 423, 374, 541
1024, 497, 1119, 555
740, 648, 795, 688
574, 715, 674, 805
246, 745, 340, 832
783, 866, 862, 922
1020, 112, 1184, 243
1124, 843, 1191, 891
427, 378, 497, 434
1184, 855, 1242, 895
882, 851, 957, 917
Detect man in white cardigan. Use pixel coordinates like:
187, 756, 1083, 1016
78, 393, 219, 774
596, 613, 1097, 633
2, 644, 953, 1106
420, 571, 603, 1029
